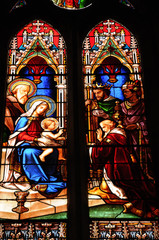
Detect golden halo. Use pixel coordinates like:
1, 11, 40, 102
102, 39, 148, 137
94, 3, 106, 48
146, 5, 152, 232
25, 96, 56, 117
7, 78, 37, 97
41, 118, 59, 131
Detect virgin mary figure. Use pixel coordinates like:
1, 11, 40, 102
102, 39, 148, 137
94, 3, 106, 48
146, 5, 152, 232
1, 100, 66, 195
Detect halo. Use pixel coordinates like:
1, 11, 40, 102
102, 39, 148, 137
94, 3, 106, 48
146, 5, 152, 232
25, 96, 56, 117
7, 78, 37, 98
41, 117, 59, 130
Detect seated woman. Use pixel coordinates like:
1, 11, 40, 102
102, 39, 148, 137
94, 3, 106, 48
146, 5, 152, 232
2, 100, 66, 195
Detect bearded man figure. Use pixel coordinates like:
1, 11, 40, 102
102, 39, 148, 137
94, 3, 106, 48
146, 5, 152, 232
4, 78, 36, 143
85, 84, 118, 143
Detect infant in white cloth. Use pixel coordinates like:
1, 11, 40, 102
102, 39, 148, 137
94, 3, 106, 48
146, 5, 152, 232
38, 117, 66, 162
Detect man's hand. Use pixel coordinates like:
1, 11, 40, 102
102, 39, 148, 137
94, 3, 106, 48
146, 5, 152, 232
126, 124, 138, 130
85, 99, 92, 106
96, 128, 103, 142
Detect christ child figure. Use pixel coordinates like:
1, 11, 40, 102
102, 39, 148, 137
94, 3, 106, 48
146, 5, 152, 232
38, 118, 66, 162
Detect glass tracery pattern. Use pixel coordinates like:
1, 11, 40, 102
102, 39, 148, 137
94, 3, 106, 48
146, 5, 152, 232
83, 19, 159, 219
0, 222, 67, 239
89, 221, 159, 239
0, 20, 67, 221
119, 0, 134, 9
10, 0, 27, 12
52, 0, 92, 9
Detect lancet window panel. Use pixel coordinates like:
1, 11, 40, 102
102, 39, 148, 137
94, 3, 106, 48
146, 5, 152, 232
0, 19, 68, 221
83, 18, 159, 220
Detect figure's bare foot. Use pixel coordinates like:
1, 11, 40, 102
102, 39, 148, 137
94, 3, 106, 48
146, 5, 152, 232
58, 157, 66, 161
32, 184, 47, 192
39, 155, 46, 162
58, 154, 66, 160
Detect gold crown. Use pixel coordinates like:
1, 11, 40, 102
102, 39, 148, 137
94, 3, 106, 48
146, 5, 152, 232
92, 83, 112, 90
122, 80, 141, 91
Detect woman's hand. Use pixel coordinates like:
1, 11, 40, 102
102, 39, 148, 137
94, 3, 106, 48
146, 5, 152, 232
37, 137, 48, 145
96, 128, 103, 142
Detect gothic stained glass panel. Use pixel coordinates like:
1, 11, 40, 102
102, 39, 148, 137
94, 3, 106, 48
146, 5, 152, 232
0, 20, 67, 221
83, 19, 159, 219
52, 0, 92, 9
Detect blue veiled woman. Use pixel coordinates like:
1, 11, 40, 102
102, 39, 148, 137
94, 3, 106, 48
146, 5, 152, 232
2, 100, 66, 195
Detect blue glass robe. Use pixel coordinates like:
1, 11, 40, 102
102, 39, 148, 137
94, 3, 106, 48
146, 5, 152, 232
14, 117, 66, 194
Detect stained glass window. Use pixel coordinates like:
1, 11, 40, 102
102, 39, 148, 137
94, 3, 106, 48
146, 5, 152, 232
52, 0, 92, 9
0, 0, 159, 238
0, 20, 67, 222
83, 19, 159, 220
